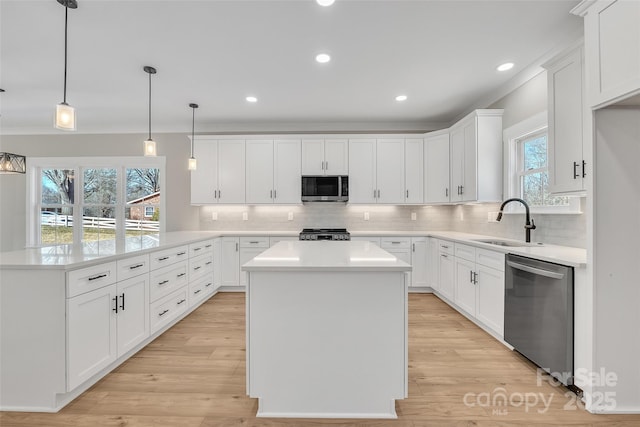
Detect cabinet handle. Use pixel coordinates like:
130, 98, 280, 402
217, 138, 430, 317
473, 271, 478, 284
177, 273, 186, 278
373, 189, 377, 198
112, 296, 118, 313
325, 161, 329, 170
205, 261, 212, 265
470, 271, 474, 283
194, 247, 201, 252
274, 189, 277, 199
412, 243, 415, 252
270, 190, 273, 199
440, 254, 448, 258
250, 241, 259, 244
158, 280, 169, 285
193, 266, 201, 271
377, 189, 381, 198
88, 273, 107, 281
158, 256, 169, 261
391, 241, 401, 244
573, 161, 580, 179
177, 299, 186, 305
441, 245, 449, 249
205, 282, 212, 287
120, 293, 125, 310
194, 289, 201, 295
582, 160, 587, 178
218, 190, 221, 199
406, 190, 409, 198
205, 244, 212, 248
236, 242, 239, 251
321, 161, 324, 170
445, 188, 448, 197
158, 309, 169, 317
177, 252, 186, 256
129, 263, 144, 270
214, 190, 218, 198
460, 185, 463, 195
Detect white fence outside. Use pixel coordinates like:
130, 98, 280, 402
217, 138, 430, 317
41, 214, 159, 232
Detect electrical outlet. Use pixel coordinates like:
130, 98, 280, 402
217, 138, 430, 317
242, 212, 248, 221
288, 211, 294, 221
411, 212, 417, 221
488, 212, 498, 222
211, 211, 218, 221
364, 212, 370, 221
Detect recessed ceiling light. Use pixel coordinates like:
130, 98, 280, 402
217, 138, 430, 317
246, 96, 258, 103
395, 95, 408, 102
497, 62, 514, 72
316, 0, 335, 6
315, 53, 331, 63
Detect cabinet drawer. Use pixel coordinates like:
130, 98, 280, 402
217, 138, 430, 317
149, 261, 189, 303
189, 275, 214, 308
189, 252, 214, 281
240, 237, 269, 248
189, 240, 214, 257
150, 245, 189, 270
67, 261, 117, 298
476, 248, 505, 271
116, 254, 150, 281
438, 240, 454, 255
454, 243, 476, 262
150, 286, 189, 334
380, 237, 411, 249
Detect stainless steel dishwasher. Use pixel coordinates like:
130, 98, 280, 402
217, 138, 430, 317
504, 254, 574, 386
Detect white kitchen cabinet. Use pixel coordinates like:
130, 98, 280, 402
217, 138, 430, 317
475, 263, 504, 336
348, 139, 377, 203
404, 139, 424, 204
573, 0, 640, 108
454, 256, 477, 316
380, 237, 411, 285
246, 140, 301, 204
239, 237, 269, 286
115, 275, 149, 357
190, 139, 245, 204
426, 237, 439, 290
213, 238, 222, 289
302, 139, 348, 175
543, 44, 587, 194
438, 250, 455, 301
411, 237, 428, 288
424, 130, 450, 203
220, 237, 240, 286
449, 110, 503, 203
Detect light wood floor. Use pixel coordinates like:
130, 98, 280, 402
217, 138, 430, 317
2, 292, 640, 426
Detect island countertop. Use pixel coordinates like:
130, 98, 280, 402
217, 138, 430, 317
242, 240, 412, 272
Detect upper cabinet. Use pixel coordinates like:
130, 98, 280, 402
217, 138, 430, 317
302, 139, 348, 175
191, 139, 246, 205
404, 139, 424, 204
572, 0, 640, 108
246, 139, 301, 204
424, 130, 450, 204
543, 44, 587, 194
449, 110, 503, 203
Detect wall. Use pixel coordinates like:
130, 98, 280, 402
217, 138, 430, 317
488, 71, 548, 129
0, 133, 200, 251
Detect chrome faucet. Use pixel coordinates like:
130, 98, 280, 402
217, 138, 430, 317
496, 198, 536, 243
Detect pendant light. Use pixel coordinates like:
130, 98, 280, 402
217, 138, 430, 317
55, 0, 78, 131
143, 66, 157, 157
0, 152, 27, 174
188, 103, 199, 171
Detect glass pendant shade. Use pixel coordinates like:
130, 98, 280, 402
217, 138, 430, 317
144, 138, 157, 157
188, 157, 197, 171
55, 102, 76, 131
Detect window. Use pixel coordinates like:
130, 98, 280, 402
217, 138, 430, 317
28, 157, 165, 247
504, 113, 580, 213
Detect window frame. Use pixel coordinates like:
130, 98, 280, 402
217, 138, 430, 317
27, 156, 166, 247
143, 206, 155, 218
503, 112, 581, 214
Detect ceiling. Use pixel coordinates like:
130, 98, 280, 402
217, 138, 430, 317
0, 0, 583, 136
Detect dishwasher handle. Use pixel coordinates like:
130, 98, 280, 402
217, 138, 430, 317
507, 260, 565, 280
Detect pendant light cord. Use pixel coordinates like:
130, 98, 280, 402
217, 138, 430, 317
63, 5, 68, 104
148, 71, 152, 140
191, 107, 195, 157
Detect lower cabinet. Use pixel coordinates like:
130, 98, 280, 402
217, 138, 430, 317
438, 251, 455, 301
239, 237, 269, 286
220, 237, 240, 286
475, 263, 505, 336
411, 237, 428, 288
454, 256, 477, 315
426, 237, 440, 290
149, 286, 189, 334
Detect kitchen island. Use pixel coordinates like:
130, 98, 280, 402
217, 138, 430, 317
242, 240, 411, 418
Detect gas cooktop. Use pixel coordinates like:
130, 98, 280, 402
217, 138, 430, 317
299, 228, 351, 241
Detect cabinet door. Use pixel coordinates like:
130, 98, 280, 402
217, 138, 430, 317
376, 139, 405, 204
425, 132, 450, 203
547, 47, 585, 193
454, 257, 476, 316
476, 265, 505, 337
411, 238, 427, 287
438, 253, 455, 301
190, 140, 218, 204
348, 139, 377, 203
385, 248, 412, 287
67, 284, 117, 391
405, 139, 424, 204
462, 120, 478, 202
239, 247, 268, 286
302, 139, 324, 175
426, 237, 439, 290
450, 127, 465, 203
218, 140, 246, 204
274, 139, 301, 204
220, 237, 240, 286
213, 238, 222, 289
116, 275, 149, 356
324, 139, 349, 175
246, 140, 274, 204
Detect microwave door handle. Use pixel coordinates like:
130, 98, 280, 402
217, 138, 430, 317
506, 261, 565, 280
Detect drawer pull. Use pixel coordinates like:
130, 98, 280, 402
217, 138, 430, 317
441, 254, 448, 258
205, 282, 212, 287
177, 252, 187, 256
177, 299, 186, 305
177, 273, 186, 278
194, 289, 201, 295
158, 256, 169, 261
205, 244, 212, 248
205, 261, 212, 265
249, 241, 260, 244
391, 241, 401, 244
158, 280, 169, 285
112, 296, 118, 313
158, 309, 169, 317
129, 264, 144, 270
193, 266, 201, 271
193, 247, 202, 252
88, 273, 107, 281
441, 245, 449, 249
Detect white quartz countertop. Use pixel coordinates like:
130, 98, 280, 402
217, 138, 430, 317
243, 240, 412, 272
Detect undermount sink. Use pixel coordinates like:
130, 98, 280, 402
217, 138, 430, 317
472, 239, 543, 247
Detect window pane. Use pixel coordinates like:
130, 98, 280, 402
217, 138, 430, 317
40, 208, 74, 245
522, 172, 569, 207
125, 207, 160, 237
82, 207, 116, 242
83, 168, 117, 204
42, 169, 75, 204
523, 135, 547, 170
126, 168, 160, 203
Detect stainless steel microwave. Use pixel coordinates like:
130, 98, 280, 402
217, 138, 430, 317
301, 175, 349, 202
